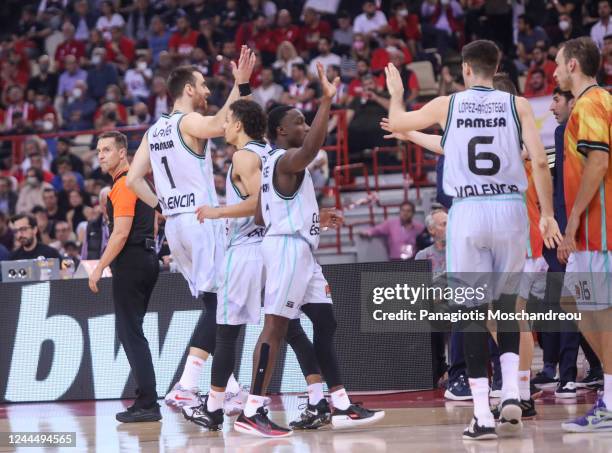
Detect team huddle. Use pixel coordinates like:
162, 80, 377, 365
95, 35, 610, 440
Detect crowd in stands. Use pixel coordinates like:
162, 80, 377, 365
0, 0, 610, 262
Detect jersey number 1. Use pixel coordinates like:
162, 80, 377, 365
161, 156, 176, 189
468, 136, 500, 176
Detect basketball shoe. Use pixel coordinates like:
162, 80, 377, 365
183, 394, 224, 430
224, 386, 249, 416
331, 404, 385, 429
234, 407, 293, 438
290, 398, 332, 429
562, 398, 612, 432
462, 416, 497, 440
165, 383, 199, 407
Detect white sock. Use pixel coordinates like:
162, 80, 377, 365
308, 383, 324, 405
500, 352, 520, 401
179, 355, 205, 389
518, 370, 531, 401
244, 394, 267, 417
330, 388, 351, 410
603, 374, 612, 409
226, 373, 241, 394
207, 389, 225, 412
469, 377, 494, 427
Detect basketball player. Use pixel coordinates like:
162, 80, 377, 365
232, 62, 384, 438
126, 46, 256, 410
182, 99, 340, 430
385, 41, 561, 440
553, 37, 612, 433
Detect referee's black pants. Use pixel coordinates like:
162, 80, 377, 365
111, 245, 160, 408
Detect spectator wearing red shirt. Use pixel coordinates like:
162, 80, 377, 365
525, 46, 556, 91
31, 94, 58, 132
388, 1, 421, 57
271, 9, 301, 53
523, 68, 551, 98
347, 59, 385, 103
168, 15, 200, 63
378, 50, 419, 107
55, 22, 86, 72
235, 13, 275, 59
300, 8, 332, 58
370, 34, 413, 75
3, 85, 35, 131
600, 34, 612, 86
94, 85, 128, 126
105, 26, 136, 73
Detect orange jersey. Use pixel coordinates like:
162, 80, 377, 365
524, 161, 543, 258
563, 86, 612, 252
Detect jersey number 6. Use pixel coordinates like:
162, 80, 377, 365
468, 136, 500, 176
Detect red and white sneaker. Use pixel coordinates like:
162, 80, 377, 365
331, 404, 385, 429
164, 383, 199, 407
234, 407, 293, 438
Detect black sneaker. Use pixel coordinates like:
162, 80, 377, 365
496, 399, 523, 436
182, 395, 224, 430
331, 404, 385, 429
530, 382, 543, 399
555, 381, 577, 398
116, 403, 162, 423
234, 407, 292, 438
462, 416, 497, 440
531, 371, 558, 387
576, 368, 604, 389
492, 398, 537, 420
290, 399, 332, 429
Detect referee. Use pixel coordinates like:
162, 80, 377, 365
89, 131, 160, 423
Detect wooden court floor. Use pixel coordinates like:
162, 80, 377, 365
1, 389, 612, 452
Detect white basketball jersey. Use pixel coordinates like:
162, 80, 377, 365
147, 111, 218, 216
442, 87, 527, 198
226, 140, 269, 247
260, 148, 320, 249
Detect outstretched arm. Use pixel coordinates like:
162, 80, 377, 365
126, 135, 159, 208
180, 46, 257, 140
276, 62, 340, 174
380, 117, 443, 154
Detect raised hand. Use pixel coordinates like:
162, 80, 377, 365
385, 63, 404, 99
232, 45, 257, 85
316, 61, 339, 100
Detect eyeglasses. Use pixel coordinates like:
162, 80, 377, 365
12, 226, 32, 234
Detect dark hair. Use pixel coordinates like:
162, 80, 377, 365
43, 187, 56, 196
530, 68, 546, 78
401, 200, 415, 211
328, 64, 341, 75
56, 156, 72, 168
26, 167, 43, 182
267, 105, 293, 142
518, 14, 534, 28
492, 73, 518, 95
98, 130, 128, 151
11, 213, 36, 228
461, 40, 500, 78
31, 205, 46, 215
553, 86, 574, 101
229, 100, 267, 141
167, 65, 199, 100
319, 36, 331, 45
605, 34, 612, 42
292, 63, 306, 74
560, 37, 601, 78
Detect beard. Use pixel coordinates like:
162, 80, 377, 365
18, 236, 34, 248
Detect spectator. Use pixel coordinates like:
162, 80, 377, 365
154, 50, 174, 82
55, 22, 86, 72
327, 65, 348, 107
147, 76, 171, 120
106, 26, 136, 73
281, 63, 318, 115
51, 138, 84, 175
95, 85, 128, 124
0, 176, 17, 216
272, 9, 301, 51
57, 54, 87, 99
415, 209, 448, 278
96, 1, 125, 42
360, 200, 425, 260
600, 34, 612, 86
272, 41, 304, 81
0, 242, 8, 261
86, 47, 119, 101
8, 213, 61, 260
308, 37, 342, 76
388, 1, 421, 58
438, 65, 464, 95
591, 0, 612, 49
85, 29, 106, 60
57, 171, 87, 213
126, 0, 154, 44
353, 0, 389, 38
70, 0, 97, 42
16, 167, 53, 214
94, 101, 127, 131
66, 189, 87, 233
252, 67, 283, 109
196, 18, 222, 57
169, 15, 200, 63
346, 58, 384, 103
62, 80, 96, 131
523, 68, 551, 97
130, 102, 151, 126
148, 15, 171, 65
124, 53, 152, 102
517, 14, 549, 57
342, 32, 372, 80
246, 0, 277, 24
525, 46, 557, 92
3, 85, 35, 131
52, 158, 83, 192
191, 46, 213, 77
0, 211, 14, 250
27, 152, 54, 183
15, 6, 52, 57
42, 187, 66, 222
235, 13, 274, 61
3, 111, 35, 136
32, 205, 52, 244
386, 49, 419, 106
332, 10, 354, 56
370, 33, 413, 74
550, 13, 584, 46
81, 186, 110, 260
20, 137, 51, 174
31, 93, 58, 132
218, 0, 243, 37
26, 54, 58, 99
421, 0, 464, 57
346, 73, 391, 155
300, 8, 332, 58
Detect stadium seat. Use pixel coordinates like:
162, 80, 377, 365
407, 61, 438, 98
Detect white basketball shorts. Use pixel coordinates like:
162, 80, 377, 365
518, 256, 549, 301
564, 251, 612, 311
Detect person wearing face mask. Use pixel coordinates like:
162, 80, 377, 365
94, 85, 128, 127
421, 0, 464, 57
62, 80, 97, 131
124, 55, 153, 103
26, 55, 59, 99
31, 94, 59, 133
86, 48, 119, 101
551, 14, 583, 46
16, 168, 53, 215
57, 54, 87, 99
353, 1, 390, 38
388, 1, 421, 58
130, 102, 151, 126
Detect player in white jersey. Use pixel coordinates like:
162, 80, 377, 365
233, 63, 384, 438
182, 99, 337, 431
126, 47, 257, 409
384, 40, 561, 440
